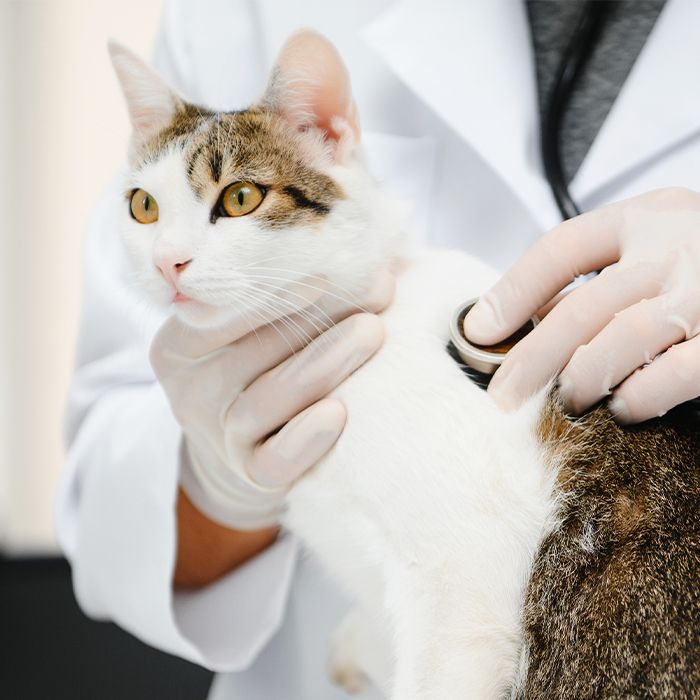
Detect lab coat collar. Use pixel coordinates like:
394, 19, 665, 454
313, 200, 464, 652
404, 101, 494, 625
362, 0, 561, 229
572, 0, 700, 205
364, 0, 700, 229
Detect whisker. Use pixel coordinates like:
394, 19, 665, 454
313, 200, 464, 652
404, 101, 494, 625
239, 283, 341, 354
246, 278, 336, 330
233, 288, 302, 357
242, 285, 324, 345
226, 290, 266, 350
245, 273, 369, 315
244, 266, 367, 303
241, 285, 322, 348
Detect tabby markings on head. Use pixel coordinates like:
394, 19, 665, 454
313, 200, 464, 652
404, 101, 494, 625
134, 103, 343, 230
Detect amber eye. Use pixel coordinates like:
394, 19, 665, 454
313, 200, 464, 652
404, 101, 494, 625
219, 181, 265, 217
129, 189, 159, 224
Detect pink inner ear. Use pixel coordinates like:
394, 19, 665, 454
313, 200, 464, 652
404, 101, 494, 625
307, 57, 355, 139
266, 30, 360, 144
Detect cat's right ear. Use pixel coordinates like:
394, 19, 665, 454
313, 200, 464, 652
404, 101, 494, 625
261, 30, 360, 162
108, 41, 182, 148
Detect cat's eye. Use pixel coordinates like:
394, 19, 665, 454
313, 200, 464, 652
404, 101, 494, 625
130, 189, 159, 224
219, 182, 265, 218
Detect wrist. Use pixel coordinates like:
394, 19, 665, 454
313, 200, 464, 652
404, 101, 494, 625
174, 486, 279, 588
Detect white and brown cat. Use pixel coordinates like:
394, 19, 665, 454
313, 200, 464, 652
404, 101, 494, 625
109, 31, 700, 699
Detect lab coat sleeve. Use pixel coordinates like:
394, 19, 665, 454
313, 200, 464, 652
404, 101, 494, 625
56, 0, 305, 669
55, 182, 298, 672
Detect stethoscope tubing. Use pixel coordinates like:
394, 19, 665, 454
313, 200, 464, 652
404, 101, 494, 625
450, 2, 608, 378
541, 0, 610, 222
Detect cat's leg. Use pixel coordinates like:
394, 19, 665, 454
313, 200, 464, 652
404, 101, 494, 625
328, 604, 394, 696
388, 572, 521, 700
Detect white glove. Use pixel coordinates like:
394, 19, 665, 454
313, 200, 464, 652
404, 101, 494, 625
464, 187, 700, 424
151, 271, 394, 530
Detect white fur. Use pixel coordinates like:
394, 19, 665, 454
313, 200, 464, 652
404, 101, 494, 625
284, 250, 558, 698
121, 134, 559, 698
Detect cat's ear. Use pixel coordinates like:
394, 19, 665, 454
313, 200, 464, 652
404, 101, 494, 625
108, 41, 182, 146
261, 30, 360, 157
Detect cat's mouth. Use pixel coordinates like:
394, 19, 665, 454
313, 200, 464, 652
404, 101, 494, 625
166, 273, 333, 330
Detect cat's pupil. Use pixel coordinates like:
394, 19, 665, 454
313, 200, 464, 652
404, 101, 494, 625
144, 196, 150, 211
237, 190, 245, 206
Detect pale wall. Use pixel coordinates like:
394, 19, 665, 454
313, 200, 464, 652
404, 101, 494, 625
1, 0, 163, 552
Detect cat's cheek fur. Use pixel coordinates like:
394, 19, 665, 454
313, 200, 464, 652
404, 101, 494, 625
310, 160, 406, 308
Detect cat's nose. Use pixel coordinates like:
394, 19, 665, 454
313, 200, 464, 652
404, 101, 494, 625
154, 254, 193, 287
172, 259, 192, 274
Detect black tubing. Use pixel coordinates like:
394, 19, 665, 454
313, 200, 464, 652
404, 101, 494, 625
541, 1, 610, 221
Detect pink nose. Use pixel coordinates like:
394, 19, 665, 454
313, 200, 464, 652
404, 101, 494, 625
154, 255, 192, 287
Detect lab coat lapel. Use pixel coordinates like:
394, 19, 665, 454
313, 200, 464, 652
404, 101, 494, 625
572, 0, 700, 203
363, 0, 561, 228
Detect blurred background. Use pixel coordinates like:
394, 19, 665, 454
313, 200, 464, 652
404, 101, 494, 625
1, 1, 212, 696
1, 0, 163, 553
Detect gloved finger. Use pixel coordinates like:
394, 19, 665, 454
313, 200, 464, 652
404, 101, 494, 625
248, 398, 347, 488
228, 312, 384, 443
558, 294, 689, 414
609, 333, 700, 424
151, 316, 251, 375
228, 269, 395, 388
535, 289, 570, 320
464, 205, 623, 345
487, 262, 663, 411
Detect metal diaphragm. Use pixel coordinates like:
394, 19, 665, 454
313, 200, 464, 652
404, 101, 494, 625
449, 298, 539, 376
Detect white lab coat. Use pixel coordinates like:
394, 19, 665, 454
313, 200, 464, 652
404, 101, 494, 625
56, 1, 700, 698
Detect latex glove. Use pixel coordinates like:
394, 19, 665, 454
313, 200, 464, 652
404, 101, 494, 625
464, 188, 700, 424
151, 271, 394, 530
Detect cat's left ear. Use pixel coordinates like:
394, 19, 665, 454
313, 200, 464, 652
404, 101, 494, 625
108, 41, 183, 149
261, 30, 360, 160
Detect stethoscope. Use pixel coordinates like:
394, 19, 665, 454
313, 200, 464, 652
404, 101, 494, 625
449, 1, 609, 386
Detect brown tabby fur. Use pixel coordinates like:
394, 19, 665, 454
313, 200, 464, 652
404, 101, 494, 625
133, 103, 342, 229
519, 393, 700, 699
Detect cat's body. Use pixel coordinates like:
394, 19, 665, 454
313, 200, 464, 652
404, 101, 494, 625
287, 250, 700, 698
110, 31, 700, 698
285, 249, 560, 697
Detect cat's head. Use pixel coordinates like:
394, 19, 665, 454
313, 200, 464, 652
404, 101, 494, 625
110, 31, 401, 330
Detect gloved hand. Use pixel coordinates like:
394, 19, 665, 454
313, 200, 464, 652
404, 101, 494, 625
151, 271, 394, 530
464, 188, 700, 424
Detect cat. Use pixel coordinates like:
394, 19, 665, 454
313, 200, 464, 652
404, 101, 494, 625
109, 30, 699, 699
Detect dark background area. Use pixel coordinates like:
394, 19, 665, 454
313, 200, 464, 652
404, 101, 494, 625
1, 557, 213, 699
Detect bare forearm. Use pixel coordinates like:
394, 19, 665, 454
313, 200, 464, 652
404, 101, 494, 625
174, 487, 278, 588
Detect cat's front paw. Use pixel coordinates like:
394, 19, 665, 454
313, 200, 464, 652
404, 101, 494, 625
328, 655, 369, 695
327, 615, 370, 695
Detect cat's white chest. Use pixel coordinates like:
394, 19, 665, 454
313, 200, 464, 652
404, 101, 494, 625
283, 249, 500, 582
282, 250, 555, 698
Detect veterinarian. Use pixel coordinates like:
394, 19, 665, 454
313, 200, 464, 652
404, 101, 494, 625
57, 1, 700, 698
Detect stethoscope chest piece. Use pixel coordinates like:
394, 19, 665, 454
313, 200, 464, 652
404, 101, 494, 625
449, 298, 539, 377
